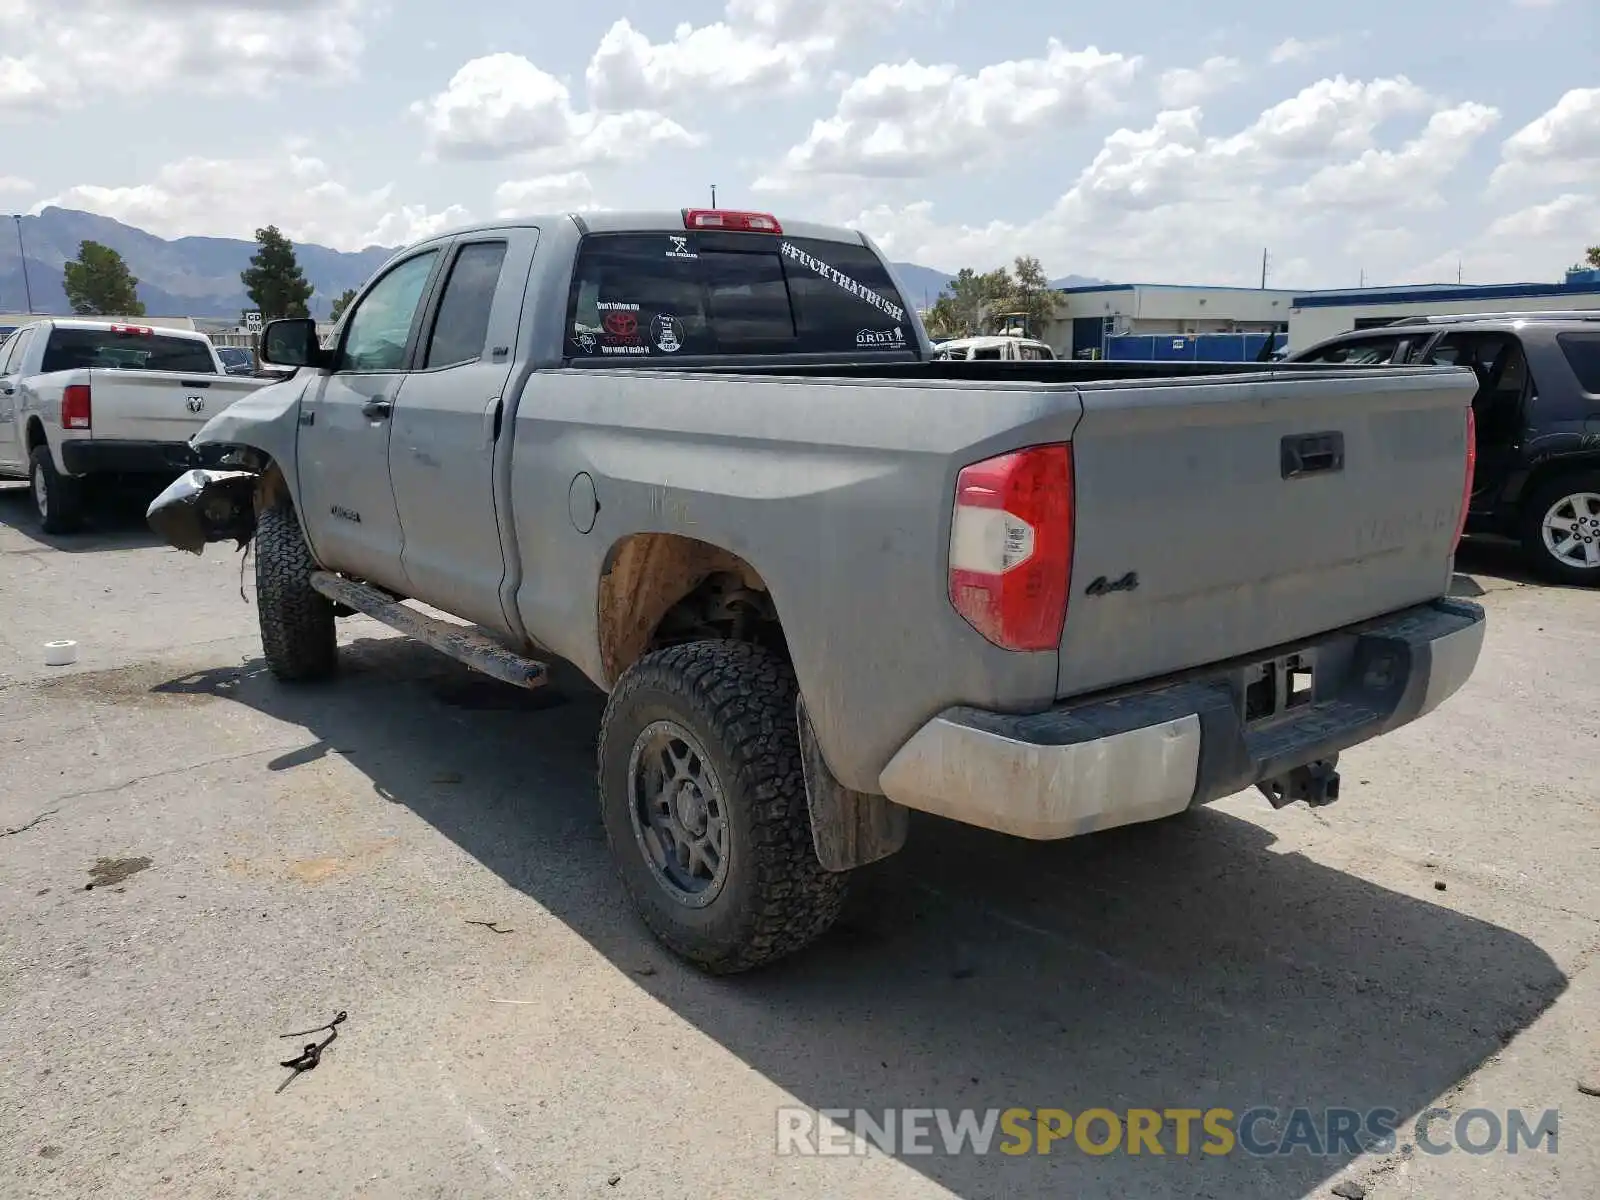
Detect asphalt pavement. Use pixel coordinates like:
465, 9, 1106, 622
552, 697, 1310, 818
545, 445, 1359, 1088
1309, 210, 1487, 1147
0, 481, 1596, 1200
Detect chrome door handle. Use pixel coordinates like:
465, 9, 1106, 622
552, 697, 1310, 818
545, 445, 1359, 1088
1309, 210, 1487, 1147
361, 398, 392, 420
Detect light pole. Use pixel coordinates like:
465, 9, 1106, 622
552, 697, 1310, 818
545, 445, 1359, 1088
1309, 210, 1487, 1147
710, 183, 717, 207
13, 215, 33, 313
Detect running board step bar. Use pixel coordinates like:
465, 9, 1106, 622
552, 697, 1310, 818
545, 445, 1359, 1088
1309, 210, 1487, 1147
309, 572, 549, 690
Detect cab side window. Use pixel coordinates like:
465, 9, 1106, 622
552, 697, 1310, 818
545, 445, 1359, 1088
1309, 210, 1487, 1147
424, 242, 508, 369
340, 251, 440, 373
2, 328, 33, 375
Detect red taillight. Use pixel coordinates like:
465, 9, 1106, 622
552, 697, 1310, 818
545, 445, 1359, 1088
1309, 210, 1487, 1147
682, 208, 783, 234
62, 384, 92, 430
948, 444, 1074, 651
109, 324, 153, 336
1455, 406, 1476, 549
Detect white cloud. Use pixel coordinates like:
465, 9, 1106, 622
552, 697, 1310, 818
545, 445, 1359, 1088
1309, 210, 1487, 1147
586, 18, 826, 111
494, 172, 601, 217
1288, 102, 1500, 210
758, 41, 1141, 183
0, 0, 372, 116
413, 52, 699, 164
0, 174, 33, 193
1491, 87, 1600, 187
585, 0, 922, 110
1269, 36, 1340, 65
724, 0, 917, 40
39, 154, 469, 251
842, 78, 1519, 289
1158, 56, 1245, 107
1404, 191, 1599, 283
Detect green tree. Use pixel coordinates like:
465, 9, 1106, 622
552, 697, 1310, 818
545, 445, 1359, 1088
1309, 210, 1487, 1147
938, 267, 1013, 337
329, 288, 358, 322
62, 240, 145, 316
923, 295, 962, 339
999, 255, 1056, 336
1585, 246, 1600, 269
241, 225, 313, 319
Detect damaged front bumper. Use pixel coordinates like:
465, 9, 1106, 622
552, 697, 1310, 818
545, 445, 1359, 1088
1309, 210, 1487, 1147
146, 468, 261, 555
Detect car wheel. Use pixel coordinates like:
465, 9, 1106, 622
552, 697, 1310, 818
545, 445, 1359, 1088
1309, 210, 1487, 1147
29, 446, 85, 534
1520, 471, 1600, 586
598, 640, 849, 974
254, 500, 338, 680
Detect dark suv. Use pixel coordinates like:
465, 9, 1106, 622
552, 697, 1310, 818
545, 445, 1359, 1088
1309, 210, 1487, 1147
1291, 313, 1600, 585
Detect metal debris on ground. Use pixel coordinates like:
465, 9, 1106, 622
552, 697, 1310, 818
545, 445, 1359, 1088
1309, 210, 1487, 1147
466, 920, 514, 934
278, 1010, 348, 1078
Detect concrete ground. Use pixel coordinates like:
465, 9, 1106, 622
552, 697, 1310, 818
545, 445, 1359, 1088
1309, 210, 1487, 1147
0, 481, 1596, 1200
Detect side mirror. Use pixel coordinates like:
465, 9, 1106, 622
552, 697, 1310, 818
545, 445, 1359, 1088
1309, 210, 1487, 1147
259, 318, 328, 369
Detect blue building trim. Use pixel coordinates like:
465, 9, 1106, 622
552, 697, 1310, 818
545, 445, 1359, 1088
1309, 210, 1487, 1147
1291, 281, 1600, 308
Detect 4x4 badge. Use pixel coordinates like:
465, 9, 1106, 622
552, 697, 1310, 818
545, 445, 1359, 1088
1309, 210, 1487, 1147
1085, 571, 1139, 596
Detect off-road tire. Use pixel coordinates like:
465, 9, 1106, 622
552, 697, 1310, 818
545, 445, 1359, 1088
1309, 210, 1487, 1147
598, 641, 849, 974
254, 501, 337, 680
1518, 470, 1600, 587
30, 446, 85, 535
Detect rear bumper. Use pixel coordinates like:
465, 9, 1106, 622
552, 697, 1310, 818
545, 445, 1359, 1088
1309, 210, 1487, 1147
877, 598, 1486, 840
60, 439, 198, 477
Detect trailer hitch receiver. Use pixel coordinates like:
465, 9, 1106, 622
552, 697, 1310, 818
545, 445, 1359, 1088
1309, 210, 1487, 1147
1256, 757, 1341, 809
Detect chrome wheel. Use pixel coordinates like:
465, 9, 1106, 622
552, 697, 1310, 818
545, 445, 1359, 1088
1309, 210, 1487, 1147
31, 460, 48, 520
1541, 491, 1600, 571
626, 719, 730, 908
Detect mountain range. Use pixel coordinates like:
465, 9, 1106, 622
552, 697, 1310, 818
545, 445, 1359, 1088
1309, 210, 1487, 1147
0, 207, 1105, 321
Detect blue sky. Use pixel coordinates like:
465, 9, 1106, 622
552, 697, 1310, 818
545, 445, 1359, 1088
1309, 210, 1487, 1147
1, 0, 1595, 288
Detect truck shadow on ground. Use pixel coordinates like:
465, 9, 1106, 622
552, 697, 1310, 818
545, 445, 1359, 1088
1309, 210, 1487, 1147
0, 480, 166, 553
156, 639, 1567, 1200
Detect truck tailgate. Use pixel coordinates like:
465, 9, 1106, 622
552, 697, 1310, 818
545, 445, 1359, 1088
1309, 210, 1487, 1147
87, 371, 256, 442
1058, 366, 1476, 698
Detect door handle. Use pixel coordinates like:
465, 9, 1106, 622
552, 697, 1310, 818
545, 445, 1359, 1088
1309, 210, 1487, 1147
1281, 431, 1344, 479
361, 398, 392, 420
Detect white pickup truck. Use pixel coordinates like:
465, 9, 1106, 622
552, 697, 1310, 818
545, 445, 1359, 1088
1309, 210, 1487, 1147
0, 319, 270, 532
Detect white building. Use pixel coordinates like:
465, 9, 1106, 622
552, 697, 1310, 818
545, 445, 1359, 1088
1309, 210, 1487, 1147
1285, 279, 1600, 351
1042, 284, 1297, 358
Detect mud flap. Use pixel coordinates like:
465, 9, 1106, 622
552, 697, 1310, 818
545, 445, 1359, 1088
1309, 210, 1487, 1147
146, 468, 260, 555
797, 695, 909, 872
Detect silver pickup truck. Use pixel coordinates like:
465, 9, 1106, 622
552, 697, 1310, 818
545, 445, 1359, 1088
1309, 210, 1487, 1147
148, 209, 1486, 973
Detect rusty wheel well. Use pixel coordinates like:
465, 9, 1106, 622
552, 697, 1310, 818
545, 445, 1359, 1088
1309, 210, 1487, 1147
598, 534, 785, 684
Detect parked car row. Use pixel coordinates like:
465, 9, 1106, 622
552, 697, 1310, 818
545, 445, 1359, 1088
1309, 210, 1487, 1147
1290, 313, 1600, 584
137, 208, 1487, 975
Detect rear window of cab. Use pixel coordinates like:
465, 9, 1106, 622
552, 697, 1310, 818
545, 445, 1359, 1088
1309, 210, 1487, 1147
566, 232, 915, 360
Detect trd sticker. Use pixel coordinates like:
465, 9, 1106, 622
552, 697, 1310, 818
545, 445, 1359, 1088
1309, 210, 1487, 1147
780, 242, 906, 323
665, 236, 697, 260
652, 314, 684, 353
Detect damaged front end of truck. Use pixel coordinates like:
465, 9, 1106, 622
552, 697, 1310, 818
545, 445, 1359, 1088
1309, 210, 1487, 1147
145, 374, 311, 555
